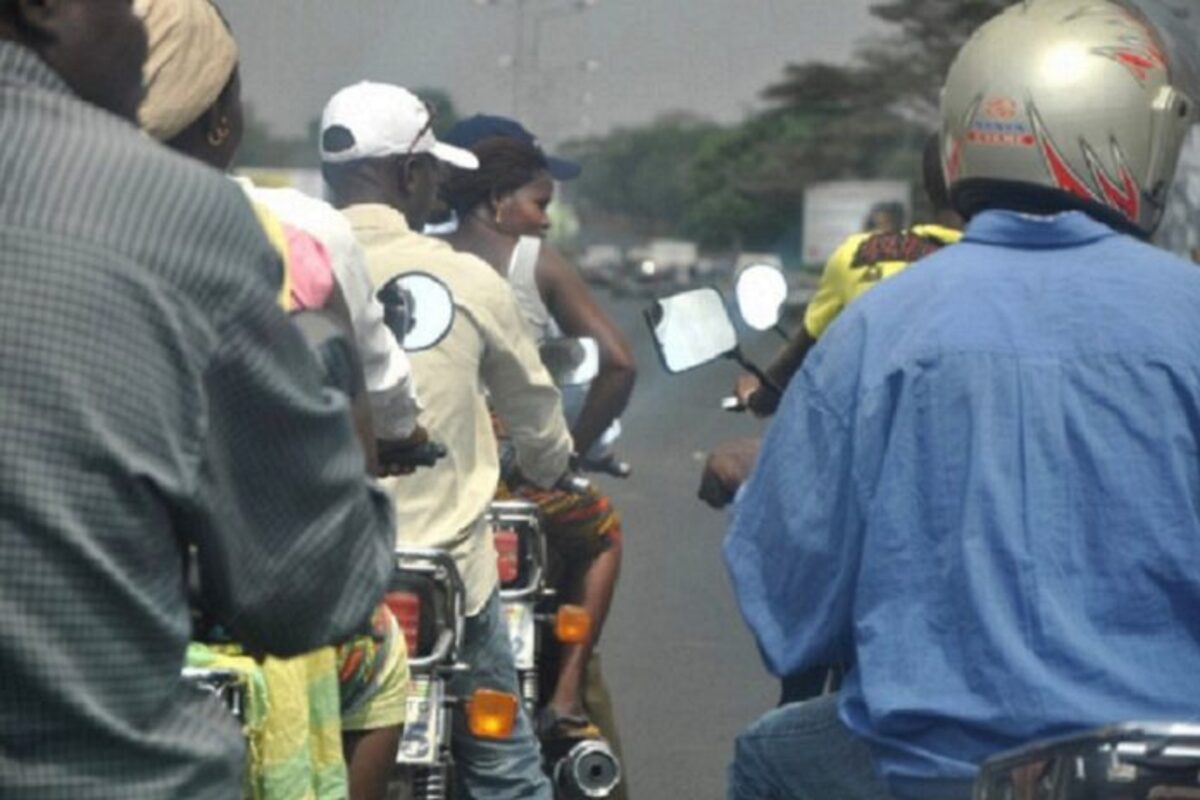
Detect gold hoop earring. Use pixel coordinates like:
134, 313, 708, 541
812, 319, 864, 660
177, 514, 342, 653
207, 120, 230, 147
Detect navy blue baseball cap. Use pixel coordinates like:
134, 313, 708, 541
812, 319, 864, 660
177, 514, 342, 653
443, 114, 582, 181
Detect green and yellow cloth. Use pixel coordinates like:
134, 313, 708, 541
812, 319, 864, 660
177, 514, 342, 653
186, 643, 347, 800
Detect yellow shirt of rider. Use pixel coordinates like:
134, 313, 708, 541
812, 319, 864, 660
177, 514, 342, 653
803, 224, 962, 339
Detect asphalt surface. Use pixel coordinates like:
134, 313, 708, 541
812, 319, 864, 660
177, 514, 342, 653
583, 291, 786, 800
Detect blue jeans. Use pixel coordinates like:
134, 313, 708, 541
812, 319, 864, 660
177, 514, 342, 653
448, 591, 552, 800
728, 694, 897, 800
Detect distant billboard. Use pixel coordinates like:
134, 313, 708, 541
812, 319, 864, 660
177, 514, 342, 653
802, 180, 911, 265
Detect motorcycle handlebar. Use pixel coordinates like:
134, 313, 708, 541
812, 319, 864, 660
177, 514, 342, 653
380, 440, 447, 471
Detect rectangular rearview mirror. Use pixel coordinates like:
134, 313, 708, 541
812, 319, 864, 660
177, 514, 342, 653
643, 288, 739, 374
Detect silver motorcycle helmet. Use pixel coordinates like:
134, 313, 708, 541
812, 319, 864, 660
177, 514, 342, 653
941, 0, 1196, 237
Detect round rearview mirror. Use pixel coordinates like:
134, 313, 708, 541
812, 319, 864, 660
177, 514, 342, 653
643, 287, 739, 374
734, 263, 788, 332
540, 337, 600, 387
377, 272, 456, 352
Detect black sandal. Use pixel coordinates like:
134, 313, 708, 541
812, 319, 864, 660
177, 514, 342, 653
536, 707, 602, 742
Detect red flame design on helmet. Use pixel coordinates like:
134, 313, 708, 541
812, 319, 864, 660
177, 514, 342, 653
1094, 43, 1167, 84
1071, 5, 1168, 85
1032, 110, 1099, 203
1084, 141, 1141, 223
944, 136, 964, 184
1030, 103, 1143, 224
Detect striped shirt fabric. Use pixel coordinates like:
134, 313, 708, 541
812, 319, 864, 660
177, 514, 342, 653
0, 42, 394, 799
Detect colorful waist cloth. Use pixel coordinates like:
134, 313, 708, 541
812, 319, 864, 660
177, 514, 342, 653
187, 643, 346, 800
339, 605, 409, 731
336, 603, 407, 722
496, 478, 621, 564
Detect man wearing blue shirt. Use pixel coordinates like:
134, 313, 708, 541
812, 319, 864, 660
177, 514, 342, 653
724, 2, 1200, 799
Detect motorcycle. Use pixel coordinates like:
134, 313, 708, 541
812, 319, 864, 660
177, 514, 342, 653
973, 722, 1200, 799
383, 548, 520, 800
490, 497, 623, 799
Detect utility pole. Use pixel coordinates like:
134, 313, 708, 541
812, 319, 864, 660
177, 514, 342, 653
473, 0, 599, 139
512, 0, 526, 116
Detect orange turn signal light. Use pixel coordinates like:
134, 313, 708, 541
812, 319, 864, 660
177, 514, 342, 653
555, 604, 592, 645
467, 688, 518, 740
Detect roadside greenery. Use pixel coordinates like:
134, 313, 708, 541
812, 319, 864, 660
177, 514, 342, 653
562, 0, 1013, 253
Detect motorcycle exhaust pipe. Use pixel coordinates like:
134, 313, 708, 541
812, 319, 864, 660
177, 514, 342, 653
553, 738, 622, 799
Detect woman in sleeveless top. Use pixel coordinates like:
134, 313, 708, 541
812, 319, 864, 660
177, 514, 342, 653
438, 119, 636, 766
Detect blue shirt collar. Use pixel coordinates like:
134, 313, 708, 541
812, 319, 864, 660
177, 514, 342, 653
963, 209, 1118, 249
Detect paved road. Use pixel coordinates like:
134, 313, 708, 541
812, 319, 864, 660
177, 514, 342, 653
586, 292, 787, 800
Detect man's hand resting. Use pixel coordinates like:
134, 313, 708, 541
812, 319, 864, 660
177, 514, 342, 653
698, 437, 762, 509
376, 425, 432, 477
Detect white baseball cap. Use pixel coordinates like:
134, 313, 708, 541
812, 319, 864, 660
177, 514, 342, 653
320, 82, 479, 169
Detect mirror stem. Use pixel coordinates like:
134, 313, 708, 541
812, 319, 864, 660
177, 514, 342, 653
728, 349, 784, 397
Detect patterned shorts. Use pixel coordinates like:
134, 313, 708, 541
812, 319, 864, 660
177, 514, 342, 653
496, 479, 623, 565
337, 604, 409, 731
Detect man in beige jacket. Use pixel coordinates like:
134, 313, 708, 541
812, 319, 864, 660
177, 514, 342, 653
321, 81, 572, 800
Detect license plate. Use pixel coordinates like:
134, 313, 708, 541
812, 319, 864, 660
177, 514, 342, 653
503, 602, 537, 670
397, 676, 443, 766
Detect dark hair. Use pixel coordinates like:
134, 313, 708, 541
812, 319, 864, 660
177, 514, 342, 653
864, 201, 906, 232
1, 0, 35, 37
922, 133, 951, 213
443, 136, 549, 218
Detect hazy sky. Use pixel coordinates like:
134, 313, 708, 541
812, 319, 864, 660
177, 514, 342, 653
218, 0, 880, 143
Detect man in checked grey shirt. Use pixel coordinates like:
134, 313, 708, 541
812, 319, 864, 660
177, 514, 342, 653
0, 2, 395, 798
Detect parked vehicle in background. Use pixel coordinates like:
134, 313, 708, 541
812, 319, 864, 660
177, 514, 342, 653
628, 239, 699, 285
578, 244, 625, 287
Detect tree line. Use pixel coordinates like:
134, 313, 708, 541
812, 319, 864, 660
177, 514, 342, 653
560, 0, 1012, 254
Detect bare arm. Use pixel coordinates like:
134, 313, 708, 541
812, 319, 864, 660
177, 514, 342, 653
698, 437, 763, 509
537, 244, 637, 455
738, 234, 860, 414
733, 326, 817, 417
479, 269, 574, 488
